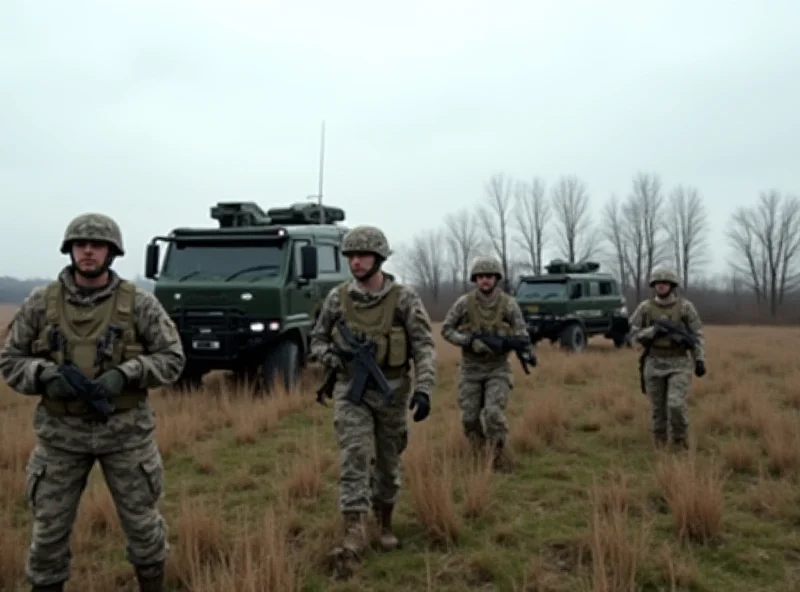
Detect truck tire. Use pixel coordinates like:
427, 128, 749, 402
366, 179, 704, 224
262, 339, 301, 394
559, 323, 587, 352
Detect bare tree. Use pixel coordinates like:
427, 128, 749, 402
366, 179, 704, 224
478, 172, 515, 289
600, 194, 629, 290
550, 174, 597, 263
512, 176, 550, 274
398, 227, 446, 302
663, 185, 709, 292
727, 190, 800, 318
444, 208, 483, 293
622, 172, 667, 301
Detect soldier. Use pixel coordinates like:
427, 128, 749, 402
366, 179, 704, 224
629, 268, 706, 450
309, 225, 436, 575
440, 256, 535, 471
0, 214, 186, 592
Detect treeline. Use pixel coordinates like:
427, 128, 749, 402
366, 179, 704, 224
394, 172, 800, 325
0, 276, 154, 304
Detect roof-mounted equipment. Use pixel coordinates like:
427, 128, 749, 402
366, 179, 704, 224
545, 259, 601, 274
210, 201, 346, 228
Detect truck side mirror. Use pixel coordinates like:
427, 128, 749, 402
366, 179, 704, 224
145, 243, 160, 280
299, 245, 318, 280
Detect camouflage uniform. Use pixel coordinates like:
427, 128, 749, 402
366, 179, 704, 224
629, 268, 706, 449
441, 257, 535, 470
309, 225, 436, 568
0, 214, 185, 592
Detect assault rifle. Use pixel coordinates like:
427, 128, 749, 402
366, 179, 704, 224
652, 319, 699, 348
49, 326, 118, 421
315, 317, 394, 406
638, 320, 698, 394
468, 333, 536, 375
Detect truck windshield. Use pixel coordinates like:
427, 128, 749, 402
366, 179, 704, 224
161, 240, 285, 281
515, 281, 567, 299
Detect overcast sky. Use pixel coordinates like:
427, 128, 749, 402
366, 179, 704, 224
1, 0, 798, 282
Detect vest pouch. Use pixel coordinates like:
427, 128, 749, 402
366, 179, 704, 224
386, 325, 408, 368
373, 334, 389, 367
70, 342, 101, 379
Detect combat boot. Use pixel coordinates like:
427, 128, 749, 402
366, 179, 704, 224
373, 502, 399, 551
31, 584, 64, 592
134, 560, 165, 592
671, 437, 689, 452
327, 512, 367, 579
653, 433, 668, 449
492, 441, 512, 473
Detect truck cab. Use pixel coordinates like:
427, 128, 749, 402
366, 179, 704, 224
144, 201, 351, 391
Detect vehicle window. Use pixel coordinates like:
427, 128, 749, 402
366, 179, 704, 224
318, 245, 339, 273
162, 240, 285, 280
571, 282, 583, 299
599, 281, 614, 295
515, 281, 567, 299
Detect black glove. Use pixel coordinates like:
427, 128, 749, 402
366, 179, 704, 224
524, 350, 537, 368
408, 391, 430, 422
38, 366, 77, 400
92, 369, 128, 397
694, 360, 706, 378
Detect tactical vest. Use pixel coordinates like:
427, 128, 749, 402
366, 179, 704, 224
331, 282, 409, 380
31, 279, 148, 418
641, 297, 689, 356
456, 290, 513, 361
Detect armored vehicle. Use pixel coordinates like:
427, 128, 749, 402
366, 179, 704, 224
513, 259, 630, 352
144, 201, 351, 391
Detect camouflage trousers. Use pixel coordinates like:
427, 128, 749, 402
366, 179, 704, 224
643, 355, 693, 443
23, 401, 168, 587
457, 361, 512, 447
332, 378, 410, 514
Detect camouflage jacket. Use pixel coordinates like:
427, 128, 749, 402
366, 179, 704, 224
629, 293, 706, 362
0, 266, 186, 395
441, 289, 532, 352
309, 273, 436, 396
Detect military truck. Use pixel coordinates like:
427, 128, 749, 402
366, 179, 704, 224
144, 201, 351, 391
513, 259, 631, 352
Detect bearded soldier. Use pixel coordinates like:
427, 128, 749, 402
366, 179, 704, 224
629, 268, 706, 450
0, 214, 185, 592
441, 256, 535, 471
309, 225, 436, 575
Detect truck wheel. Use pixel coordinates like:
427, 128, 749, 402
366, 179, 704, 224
612, 334, 627, 348
559, 323, 587, 352
262, 340, 301, 394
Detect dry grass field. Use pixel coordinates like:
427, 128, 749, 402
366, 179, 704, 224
2, 306, 800, 591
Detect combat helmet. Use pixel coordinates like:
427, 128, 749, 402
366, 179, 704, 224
60, 213, 125, 257
341, 225, 392, 260
649, 267, 679, 288
470, 256, 503, 282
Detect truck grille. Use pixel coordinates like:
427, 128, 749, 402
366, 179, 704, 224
172, 307, 247, 335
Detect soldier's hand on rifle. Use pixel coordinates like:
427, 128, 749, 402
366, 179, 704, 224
636, 326, 658, 341
319, 349, 344, 370
694, 360, 706, 378
523, 349, 537, 367
470, 338, 492, 355
408, 391, 430, 422
93, 369, 128, 397
38, 365, 77, 400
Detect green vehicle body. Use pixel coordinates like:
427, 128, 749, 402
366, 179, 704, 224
143, 201, 351, 390
512, 259, 631, 352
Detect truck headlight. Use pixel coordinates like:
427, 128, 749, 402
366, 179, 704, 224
250, 322, 265, 332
